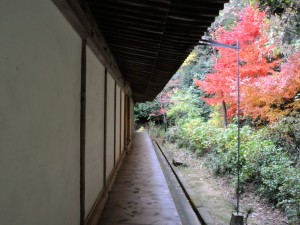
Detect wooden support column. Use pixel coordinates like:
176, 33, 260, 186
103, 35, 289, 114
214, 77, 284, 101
124, 94, 128, 147
103, 68, 107, 186
119, 91, 122, 155
80, 39, 87, 225
127, 95, 131, 145
114, 82, 117, 166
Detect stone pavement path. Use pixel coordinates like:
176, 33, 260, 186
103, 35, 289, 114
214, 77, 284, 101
98, 132, 182, 225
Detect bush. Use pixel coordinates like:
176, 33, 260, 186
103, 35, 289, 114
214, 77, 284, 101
172, 116, 300, 222
148, 121, 165, 139
256, 147, 300, 223
264, 114, 300, 166
134, 101, 161, 124
165, 126, 179, 143
176, 118, 218, 156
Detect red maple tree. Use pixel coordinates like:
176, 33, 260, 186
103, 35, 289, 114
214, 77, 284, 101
195, 6, 280, 119
242, 51, 300, 121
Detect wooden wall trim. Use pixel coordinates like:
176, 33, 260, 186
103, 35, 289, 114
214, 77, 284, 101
80, 39, 87, 225
103, 68, 107, 186
125, 94, 128, 149
120, 91, 122, 154
126, 95, 131, 148
113, 82, 117, 166
124, 95, 127, 150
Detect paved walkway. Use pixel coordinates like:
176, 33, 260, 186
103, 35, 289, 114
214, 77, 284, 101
98, 132, 182, 225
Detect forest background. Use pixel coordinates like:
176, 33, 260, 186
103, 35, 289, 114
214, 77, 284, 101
134, 0, 300, 223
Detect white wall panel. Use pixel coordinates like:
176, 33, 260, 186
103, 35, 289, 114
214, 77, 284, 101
0, 0, 81, 224
85, 47, 105, 217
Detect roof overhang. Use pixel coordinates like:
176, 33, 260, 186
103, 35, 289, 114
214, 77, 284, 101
54, 0, 228, 102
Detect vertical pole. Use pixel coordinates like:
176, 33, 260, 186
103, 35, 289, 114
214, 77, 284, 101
236, 40, 241, 215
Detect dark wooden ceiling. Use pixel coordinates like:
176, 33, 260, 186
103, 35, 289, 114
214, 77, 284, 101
86, 0, 227, 102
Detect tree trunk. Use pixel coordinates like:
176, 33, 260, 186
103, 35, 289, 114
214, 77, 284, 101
222, 100, 228, 128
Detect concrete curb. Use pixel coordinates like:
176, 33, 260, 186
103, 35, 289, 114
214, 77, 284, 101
152, 141, 201, 225
154, 140, 216, 225
176, 171, 215, 225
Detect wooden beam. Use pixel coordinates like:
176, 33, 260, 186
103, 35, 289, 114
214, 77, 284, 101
103, 68, 107, 190
114, 82, 117, 166
80, 39, 87, 225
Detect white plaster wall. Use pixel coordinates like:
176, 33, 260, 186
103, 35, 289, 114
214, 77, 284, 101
115, 86, 121, 163
106, 73, 115, 179
85, 47, 105, 217
121, 92, 125, 152
0, 0, 81, 224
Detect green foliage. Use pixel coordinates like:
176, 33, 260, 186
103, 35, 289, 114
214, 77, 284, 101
211, 0, 248, 32
137, 1, 300, 222
174, 45, 214, 117
263, 113, 300, 165
134, 101, 160, 123
258, 0, 299, 15
176, 118, 218, 156
258, 0, 300, 57
256, 146, 300, 223
165, 47, 213, 123
166, 89, 213, 153
167, 110, 300, 222
167, 90, 205, 122
177, 46, 213, 89
207, 106, 225, 128
147, 121, 166, 139
207, 125, 277, 184
165, 125, 180, 143
182, 46, 213, 81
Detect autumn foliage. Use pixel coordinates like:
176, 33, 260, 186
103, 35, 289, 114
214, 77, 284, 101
194, 6, 300, 121
243, 51, 300, 121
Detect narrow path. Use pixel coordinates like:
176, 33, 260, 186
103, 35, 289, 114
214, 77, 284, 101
98, 132, 182, 225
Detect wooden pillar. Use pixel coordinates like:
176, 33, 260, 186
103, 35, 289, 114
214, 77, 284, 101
80, 39, 87, 225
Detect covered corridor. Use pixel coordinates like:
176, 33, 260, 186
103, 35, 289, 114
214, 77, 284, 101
98, 132, 182, 225
0, 1, 227, 224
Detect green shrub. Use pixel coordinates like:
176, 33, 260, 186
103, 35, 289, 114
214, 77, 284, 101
264, 114, 300, 166
167, 90, 204, 124
174, 117, 300, 222
165, 126, 179, 143
256, 146, 300, 223
134, 101, 161, 124
148, 121, 165, 139
176, 118, 218, 155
